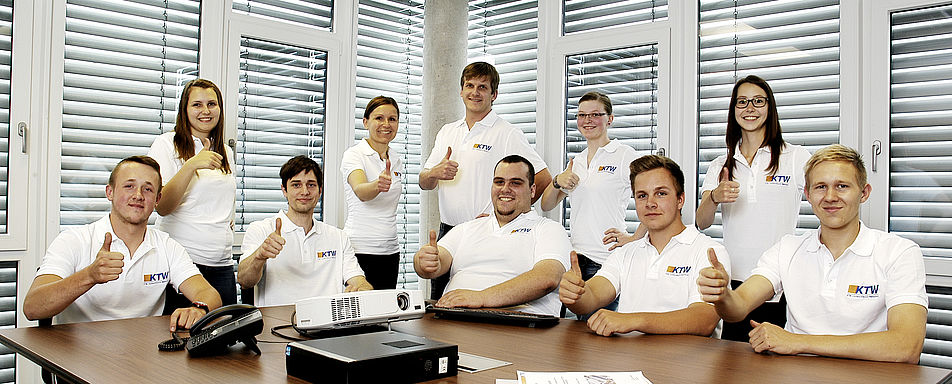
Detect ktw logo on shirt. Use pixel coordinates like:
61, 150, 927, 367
597, 165, 617, 174
764, 174, 792, 186
510, 228, 532, 234
847, 284, 880, 298
316, 250, 337, 259
143, 271, 170, 286
473, 143, 492, 152
665, 266, 691, 276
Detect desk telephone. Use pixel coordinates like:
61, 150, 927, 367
160, 304, 264, 356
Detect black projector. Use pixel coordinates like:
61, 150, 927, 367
286, 331, 458, 383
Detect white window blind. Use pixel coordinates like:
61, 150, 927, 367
888, 3, 952, 369
355, 0, 424, 289
563, 45, 659, 233
234, 37, 327, 231
562, 0, 668, 35
233, 0, 333, 31
0, 261, 14, 383
697, 0, 841, 237
468, 0, 538, 143
0, 0, 9, 236
60, 0, 200, 229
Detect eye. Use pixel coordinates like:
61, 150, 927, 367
657, 191, 667, 196
636, 192, 647, 199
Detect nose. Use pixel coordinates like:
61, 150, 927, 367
823, 187, 838, 202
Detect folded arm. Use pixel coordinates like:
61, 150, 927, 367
437, 259, 564, 309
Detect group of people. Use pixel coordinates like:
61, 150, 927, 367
22, 62, 926, 365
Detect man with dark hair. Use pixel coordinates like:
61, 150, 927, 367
560, 155, 729, 337
419, 61, 552, 299
414, 155, 569, 316
238, 155, 371, 306
24, 156, 222, 331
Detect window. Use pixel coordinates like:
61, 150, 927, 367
232, 0, 333, 30
562, 0, 667, 35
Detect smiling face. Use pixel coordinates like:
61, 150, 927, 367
734, 82, 769, 134
460, 75, 496, 116
806, 160, 871, 232
491, 161, 535, 224
633, 167, 685, 233
106, 162, 161, 226
282, 169, 321, 215
576, 100, 612, 142
186, 87, 221, 138
363, 104, 399, 146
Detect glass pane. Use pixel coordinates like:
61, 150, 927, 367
235, 37, 327, 230
233, 0, 333, 31
563, 0, 668, 35
0, 0, 11, 235
563, 45, 660, 233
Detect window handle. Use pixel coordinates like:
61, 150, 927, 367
17, 122, 26, 154
871, 140, 882, 172
657, 147, 665, 156
228, 139, 236, 151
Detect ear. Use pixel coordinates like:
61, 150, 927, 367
607, 114, 614, 126
860, 183, 872, 203
677, 192, 685, 210
281, 184, 289, 200
529, 182, 536, 198
362, 117, 369, 128
491, 90, 498, 102
105, 184, 114, 202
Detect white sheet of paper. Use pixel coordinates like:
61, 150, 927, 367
457, 352, 512, 373
517, 370, 653, 384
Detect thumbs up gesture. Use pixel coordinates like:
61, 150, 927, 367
432, 147, 458, 181
556, 158, 580, 192
87, 233, 125, 284
185, 137, 224, 172
711, 167, 740, 204
254, 218, 286, 261
418, 230, 441, 274
559, 251, 586, 305
697, 248, 730, 303
377, 159, 393, 193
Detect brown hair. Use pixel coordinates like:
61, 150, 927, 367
460, 62, 500, 95
109, 156, 163, 192
578, 91, 612, 115
280, 155, 323, 190
724, 75, 784, 180
629, 155, 685, 197
173, 78, 231, 174
496, 155, 535, 186
363, 96, 400, 119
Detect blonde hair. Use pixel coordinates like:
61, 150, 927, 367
804, 144, 867, 186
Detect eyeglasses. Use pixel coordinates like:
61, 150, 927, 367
575, 112, 608, 120
735, 97, 768, 109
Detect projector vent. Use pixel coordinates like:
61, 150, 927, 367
331, 296, 361, 321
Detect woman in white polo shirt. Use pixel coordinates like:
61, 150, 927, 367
695, 75, 810, 341
148, 78, 238, 306
340, 96, 403, 289
541, 91, 645, 318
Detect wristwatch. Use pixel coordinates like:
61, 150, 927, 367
192, 301, 210, 313
552, 177, 562, 190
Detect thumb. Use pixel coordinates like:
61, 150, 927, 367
750, 320, 761, 328
707, 248, 725, 271
101, 232, 112, 252
201, 137, 211, 151
428, 230, 438, 247
719, 166, 729, 183
567, 157, 575, 171
385, 159, 391, 175
274, 217, 282, 235
570, 251, 581, 274
444, 147, 452, 160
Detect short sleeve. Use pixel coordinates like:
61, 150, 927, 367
701, 155, 728, 193
533, 220, 571, 270
884, 243, 928, 310
240, 219, 272, 262
621, 146, 644, 192
147, 134, 182, 185
505, 129, 547, 172
340, 146, 365, 182
340, 234, 364, 284
750, 240, 784, 296
594, 247, 627, 299
436, 221, 466, 257
691, 242, 731, 304
166, 238, 201, 291
423, 127, 451, 169
36, 230, 87, 279
793, 145, 811, 191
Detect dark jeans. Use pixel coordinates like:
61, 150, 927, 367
571, 253, 619, 321
355, 252, 400, 289
165, 264, 237, 314
720, 279, 788, 342
429, 222, 454, 301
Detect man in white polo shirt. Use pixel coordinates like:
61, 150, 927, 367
419, 61, 552, 299
414, 155, 569, 316
238, 155, 372, 306
560, 155, 729, 337
23, 156, 222, 331
697, 144, 927, 363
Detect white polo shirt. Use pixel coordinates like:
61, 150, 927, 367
565, 140, 645, 263
36, 215, 201, 324
148, 132, 237, 266
422, 111, 547, 226
340, 139, 403, 255
701, 143, 810, 280
437, 211, 571, 316
240, 211, 365, 307
596, 226, 730, 337
750, 223, 928, 336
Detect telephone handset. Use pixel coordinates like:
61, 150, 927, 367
186, 303, 264, 356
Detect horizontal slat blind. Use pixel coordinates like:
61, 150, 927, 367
697, 0, 840, 237
0, 261, 15, 384
924, 286, 952, 368
233, 0, 333, 31
562, 0, 668, 35
0, 0, 9, 236
355, 0, 424, 289
468, 0, 538, 143
60, 0, 200, 230
563, 45, 659, 233
234, 37, 327, 231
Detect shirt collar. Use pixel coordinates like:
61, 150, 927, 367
278, 210, 320, 237
633, 225, 699, 249
95, 215, 154, 259
356, 138, 392, 160
731, 142, 771, 164
805, 222, 873, 257
471, 110, 499, 130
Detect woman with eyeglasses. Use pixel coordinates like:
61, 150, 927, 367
695, 75, 810, 341
541, 91, 647, 319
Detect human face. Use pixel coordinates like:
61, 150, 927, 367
460, 76, 496, 116
805, 160, 871, 232
186, 87, 221, 138
734, 83, 768, 133
491, 162, 535, 222
282, 170, 321, 215
363, 104, 399, 146
633, 168, 685, 233
576, 100, 612, 142
106, 162, 161, 226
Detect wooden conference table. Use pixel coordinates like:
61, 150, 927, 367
0, 305, 949, 383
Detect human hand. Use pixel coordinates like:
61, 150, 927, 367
254, 218, 285, 260
587, 309, 638, 336
559, 251, 586, 305
169, 307, 208, 332
556, 158, 580, 191
186, 137, 223, 172
376, 159, 392, 193
697, 248, 730, 303
435, 289, 486, 308
602, 228, 636, 251
87, 233, 124, 284
344, 278, 374, 292
418, 230, 441, 274
711, 167, 740, 204
431, 147, 458, 181
749, 320, 800, 355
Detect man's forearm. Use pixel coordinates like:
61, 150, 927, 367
236, 254, 266, 289
631, 303, 720, 336
419, 169, 438, 190
23, 273, 96, 321
480, 260, 563, 308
